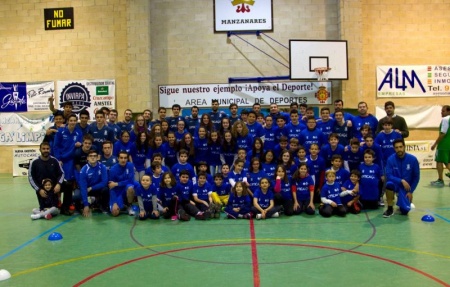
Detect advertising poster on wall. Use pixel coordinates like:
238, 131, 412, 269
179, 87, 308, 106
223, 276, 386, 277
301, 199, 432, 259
56, 79, 115, 120
377, 65, 450, 98
0, 113, 52, 145
12, 147, 40, 177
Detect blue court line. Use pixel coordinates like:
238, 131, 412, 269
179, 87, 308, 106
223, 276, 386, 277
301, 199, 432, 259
434, 207, 450, 210
0, 216, 77, 261
425, 209, 450, 223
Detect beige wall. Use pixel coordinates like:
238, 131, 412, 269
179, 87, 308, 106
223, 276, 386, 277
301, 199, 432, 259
340, 0, 450, 140
0, 0, 447, 173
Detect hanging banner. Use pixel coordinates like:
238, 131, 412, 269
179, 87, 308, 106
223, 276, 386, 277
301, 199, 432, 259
405, 140, 436, 169
377, 65, 450, 97
0, 82, 27, 113
26, 81, 55, 112
12, 147, 40, 177
56, 79, 115, 120
0, 113, 52, 145
159, 82, 332, 108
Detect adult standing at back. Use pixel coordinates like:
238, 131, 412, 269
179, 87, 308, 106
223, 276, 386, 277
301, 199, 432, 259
167, 104, 185, 132
430, 105, 450, 187
376, 101, 409, 138
352, 101, 378, 139
331, 99, 354, 123
117, 109, 134, 133
269, 103, 290, 124
209, 99, 228, 131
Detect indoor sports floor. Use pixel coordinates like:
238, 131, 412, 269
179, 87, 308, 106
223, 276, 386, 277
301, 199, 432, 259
0, 169, 449, 287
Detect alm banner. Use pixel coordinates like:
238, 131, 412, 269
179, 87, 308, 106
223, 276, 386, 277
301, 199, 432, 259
12, 147, 40, 177
0, 113, 52, 145
377, 65, 450, 97
405, 140, 436, 169
0, 81, 55, 113
56, 79, 116, 120
159, 82, 332, 108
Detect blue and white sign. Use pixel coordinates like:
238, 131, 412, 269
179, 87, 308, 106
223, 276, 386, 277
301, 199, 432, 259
0, 82, 27, 112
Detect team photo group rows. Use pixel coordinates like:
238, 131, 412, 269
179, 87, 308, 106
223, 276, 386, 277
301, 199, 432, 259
28, 98, 450, 222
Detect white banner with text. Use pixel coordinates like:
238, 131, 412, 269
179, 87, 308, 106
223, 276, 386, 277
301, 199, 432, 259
12, 147, 40, 177
375, 105, 442, 129
0, 113, 52, 145
159, 82, 332, 108
405, 140, 436, 169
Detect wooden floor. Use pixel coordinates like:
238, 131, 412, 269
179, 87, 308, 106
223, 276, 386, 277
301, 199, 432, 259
0, 169, 449, 287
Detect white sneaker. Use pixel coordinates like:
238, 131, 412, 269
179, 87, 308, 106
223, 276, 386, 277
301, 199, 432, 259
256, 214, 262, 219
88, 196, 96, 204
128, 206, 136, 216
272, 212, 279, 218
32, 208, 41, 214
31, 213, 41, 220
410, 203, 415, 209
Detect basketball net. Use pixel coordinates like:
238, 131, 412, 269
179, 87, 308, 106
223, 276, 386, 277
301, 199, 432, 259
314, 67, 331, 81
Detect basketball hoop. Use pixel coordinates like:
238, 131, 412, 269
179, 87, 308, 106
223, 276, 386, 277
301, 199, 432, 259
314, 67, 332, 81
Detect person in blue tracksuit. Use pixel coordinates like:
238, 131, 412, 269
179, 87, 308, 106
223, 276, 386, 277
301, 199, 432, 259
246, 157, 268, 196
383, 138, 420, 218
53, 114, 83, 184
76, 150, 109, 217
135, 174, 159, 220
252, 177, 281, 219
375, 119, 403, 168
89, 111, 115, 154
319, 170, 346, 218
291, 163, 316, 216
224, 181, 252, 219
108, 151, 136, 217
340, 169, 362, 214
358, 149, 382, 210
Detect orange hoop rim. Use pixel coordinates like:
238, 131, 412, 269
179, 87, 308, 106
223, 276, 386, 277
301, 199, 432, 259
314, 67, 332, 74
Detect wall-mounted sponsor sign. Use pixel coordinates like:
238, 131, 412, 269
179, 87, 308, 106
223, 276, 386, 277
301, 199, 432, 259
377, 65, 450, 97
214, 0, 273, 32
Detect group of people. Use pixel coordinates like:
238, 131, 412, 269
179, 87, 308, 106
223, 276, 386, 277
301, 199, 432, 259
28, 98, 424, 221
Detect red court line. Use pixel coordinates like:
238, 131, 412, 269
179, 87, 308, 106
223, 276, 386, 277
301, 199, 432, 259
249, 218, 260, 287
73, 243, 450, 287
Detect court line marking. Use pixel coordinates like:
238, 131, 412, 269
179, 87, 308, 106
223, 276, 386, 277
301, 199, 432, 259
72, 243, 450, 287
0, 216, 77, 261
11, 237, 450, 278
249, 219, 260, 287
127, 211, 377, 265
425, 209, 450, 223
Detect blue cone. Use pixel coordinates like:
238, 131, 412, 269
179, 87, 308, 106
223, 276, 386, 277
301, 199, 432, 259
48, 232, 63, 241
421, 214, 435, 222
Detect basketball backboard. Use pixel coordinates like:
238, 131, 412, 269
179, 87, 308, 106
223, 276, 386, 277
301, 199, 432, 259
289, 40, 348, 80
